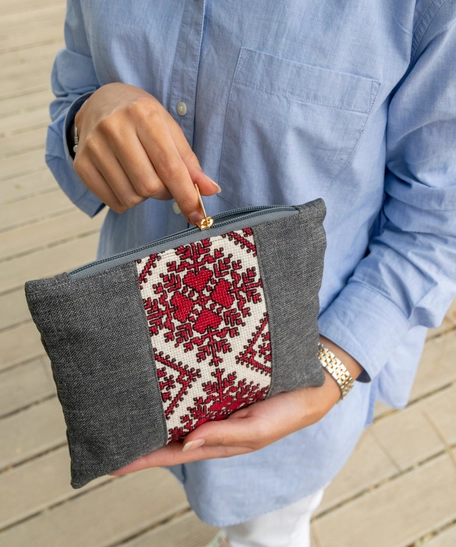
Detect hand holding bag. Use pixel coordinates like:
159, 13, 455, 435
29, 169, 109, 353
25, 196, 326, 488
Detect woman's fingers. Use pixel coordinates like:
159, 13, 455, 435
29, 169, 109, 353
104, 126, 174, 202
184, 414, 267, 453
73, 84, 220, 218
73, 154, 127, 213
89, 146, 147, 210
111, 410, 267, 475
111, 438, 251, 476
136, 107, 209, 223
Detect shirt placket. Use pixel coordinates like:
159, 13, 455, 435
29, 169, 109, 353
169, 0, 207, 148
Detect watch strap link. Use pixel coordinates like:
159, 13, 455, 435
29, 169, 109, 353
317, 343, 354, 400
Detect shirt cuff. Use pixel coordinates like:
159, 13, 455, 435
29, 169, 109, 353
318, 281, 410, 383
46, 92, 105, 218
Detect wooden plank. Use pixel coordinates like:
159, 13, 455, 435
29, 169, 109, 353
1, 168, 58, 205
317, 429, 399, 514
0, 43, 61, 73
0, 289, 30, 331
0, 33, 64, 59
0, 468, 188, 547
427, 301, 456, 340
428, 317, 456, 340
424, 384, 456, 447
0, 446, 108, 530
0, 56, 54, 83
373, 400, 394, 420
0, 2, 62, 29
0, 231, 99, 294
0, 107, 49, 136
0, 357, 55, 416
0, 74, 49, 102
124, 511, 217, 547
0, 190, 74, 232
0, 208, 105, 261
0, 321, 43, 372
314, 454, 456, 547
446, 298, 456, 324
0, 127, 46, 159
0, 12, 62, 46
0, 90, 53, 120
425, 525, 456, 547
0, 149, 47, 181
410, 332, 456, 401
371, 384, 456, 472
0, 29, 63, 57
0, 397, 65, 471
0, 0, 61, 17
320, 382, 456, 516
428, 299, 456, 339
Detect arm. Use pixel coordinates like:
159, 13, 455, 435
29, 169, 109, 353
47, 1, 220, 221
318, 4, 456, 382
46, 0, 102, 217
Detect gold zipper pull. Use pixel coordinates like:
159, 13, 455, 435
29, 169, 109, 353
194, 183, 214, 230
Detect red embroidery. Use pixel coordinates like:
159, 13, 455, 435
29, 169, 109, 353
136, 229, 272, 442
137, 254, 161, 289
236, 313, 272, 375
167, 368, 270, 442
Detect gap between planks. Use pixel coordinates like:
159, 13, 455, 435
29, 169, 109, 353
0, 208, 106, 263
0, 467, 189, 547
313, 452, 456, 547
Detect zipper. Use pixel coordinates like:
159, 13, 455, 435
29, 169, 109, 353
70, 204, 296, 278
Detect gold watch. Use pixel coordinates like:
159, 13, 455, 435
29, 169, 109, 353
317, 343, 354, 400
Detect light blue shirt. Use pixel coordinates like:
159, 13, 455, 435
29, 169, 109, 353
46, 0, 456, 526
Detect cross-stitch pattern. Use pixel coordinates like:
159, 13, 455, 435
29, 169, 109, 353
136, 229, 272, 442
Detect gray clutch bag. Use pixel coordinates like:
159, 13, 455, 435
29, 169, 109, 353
25, 198, 326, 488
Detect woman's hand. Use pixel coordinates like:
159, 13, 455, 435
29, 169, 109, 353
73, 83, 220, 222
111, 338, 363, 475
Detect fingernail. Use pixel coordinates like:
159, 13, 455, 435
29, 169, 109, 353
188, 211, 204, 225
182, 439, 205, 452
210, 179, 222, 193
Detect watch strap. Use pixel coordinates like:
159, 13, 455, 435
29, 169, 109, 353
317, 343, 354, 400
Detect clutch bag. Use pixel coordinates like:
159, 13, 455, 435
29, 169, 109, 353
25, 197, 326, 488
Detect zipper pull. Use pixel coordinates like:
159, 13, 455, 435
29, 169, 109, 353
194, 183, 214, 230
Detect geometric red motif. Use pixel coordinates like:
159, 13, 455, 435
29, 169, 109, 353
136, 228, 272, 442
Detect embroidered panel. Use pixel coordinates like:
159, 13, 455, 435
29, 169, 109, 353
136, 228, 272, 442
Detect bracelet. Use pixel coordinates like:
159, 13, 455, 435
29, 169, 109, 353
73, 123, 79, 154
317, 343, 354, 400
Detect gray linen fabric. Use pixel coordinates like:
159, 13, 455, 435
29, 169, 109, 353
252, 199, 327, 397
25, 262, 167, 488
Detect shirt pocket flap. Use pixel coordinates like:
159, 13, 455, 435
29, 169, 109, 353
235, 48, 380, 114
219, 48, 381, 207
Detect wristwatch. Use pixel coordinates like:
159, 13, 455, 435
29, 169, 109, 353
317, 343, 354, 400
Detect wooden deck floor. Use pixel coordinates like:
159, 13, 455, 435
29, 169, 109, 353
0, 2, 455, 545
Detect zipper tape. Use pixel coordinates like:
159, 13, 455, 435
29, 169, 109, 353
70, 205, 298, 279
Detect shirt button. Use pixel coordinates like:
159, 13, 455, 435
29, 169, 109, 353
172, 201, 181, 215
176, 101, 188, 116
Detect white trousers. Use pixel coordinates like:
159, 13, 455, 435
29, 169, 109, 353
224, 488, 324, 547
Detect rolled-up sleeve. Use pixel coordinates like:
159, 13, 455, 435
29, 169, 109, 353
319, 3, 456, 382
45, 0, 103, 217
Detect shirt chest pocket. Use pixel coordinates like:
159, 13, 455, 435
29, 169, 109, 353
218, 48, 380, 207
